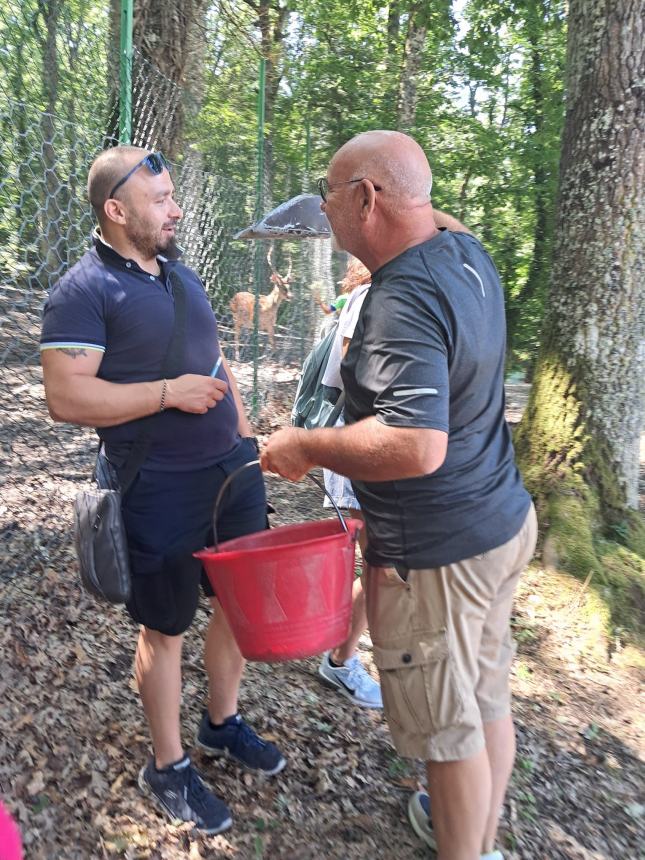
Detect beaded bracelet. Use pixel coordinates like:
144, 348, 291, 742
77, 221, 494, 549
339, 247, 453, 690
159, 379, 168, 412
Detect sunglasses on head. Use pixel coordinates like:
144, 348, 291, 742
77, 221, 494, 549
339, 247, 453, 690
109, 151, 170, 199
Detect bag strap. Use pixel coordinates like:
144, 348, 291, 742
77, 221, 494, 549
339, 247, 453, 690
117, 270, 188, 495
324, 389, 345, 428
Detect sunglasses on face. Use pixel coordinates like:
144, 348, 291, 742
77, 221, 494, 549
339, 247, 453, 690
109, 151, 171, 199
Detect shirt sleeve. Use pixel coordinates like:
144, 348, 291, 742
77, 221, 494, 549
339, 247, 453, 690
351, 281, 450, 431
40, 274, 107, 354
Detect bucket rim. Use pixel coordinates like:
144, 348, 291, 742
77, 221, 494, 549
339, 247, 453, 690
194, 517, 363, 562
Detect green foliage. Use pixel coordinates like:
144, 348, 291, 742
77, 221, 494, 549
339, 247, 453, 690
0, 1, 114, 291
1, 0, 568, 362
190, 0, 567, 368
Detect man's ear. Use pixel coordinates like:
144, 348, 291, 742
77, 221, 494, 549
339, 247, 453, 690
103, 198, 127, 225
359, 179, 377, 221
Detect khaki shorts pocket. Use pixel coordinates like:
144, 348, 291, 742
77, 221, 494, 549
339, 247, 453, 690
373, 629, 465, 736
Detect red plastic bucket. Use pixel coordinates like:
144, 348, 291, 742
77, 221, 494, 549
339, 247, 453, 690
195, 462, 362, 661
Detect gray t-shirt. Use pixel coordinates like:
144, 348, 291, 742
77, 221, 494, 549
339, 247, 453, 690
341, 228, 531, 569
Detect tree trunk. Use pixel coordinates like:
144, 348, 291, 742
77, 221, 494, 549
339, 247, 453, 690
515, 0, 645, 594
506, 0, 561, 365
104, 0, 121, 145
131, 0, 209, 159
37, 0, 63, 285
255, 0, 289, 207
396, 4, 427, 132
383, 1, 401, 124
10, 25, 33, 239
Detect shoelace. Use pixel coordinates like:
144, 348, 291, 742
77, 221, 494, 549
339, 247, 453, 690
236, 720, 267, 750
182, 765, 211, 811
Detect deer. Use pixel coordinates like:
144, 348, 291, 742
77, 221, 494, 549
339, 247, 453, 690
229, 247, 293, 360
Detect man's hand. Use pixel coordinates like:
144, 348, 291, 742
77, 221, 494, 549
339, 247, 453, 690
433, 208, 471, 234
165, 374, 228, 414
260, 428, 315, 481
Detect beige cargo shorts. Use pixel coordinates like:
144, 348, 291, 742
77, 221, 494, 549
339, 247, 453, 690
365, 504, 537, 762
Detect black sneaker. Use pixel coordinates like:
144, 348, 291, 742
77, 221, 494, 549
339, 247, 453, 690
196, 713, 286, 775
138, 754, 232, 834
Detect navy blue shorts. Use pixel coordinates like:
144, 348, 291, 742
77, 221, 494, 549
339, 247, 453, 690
118, 437, 267, 635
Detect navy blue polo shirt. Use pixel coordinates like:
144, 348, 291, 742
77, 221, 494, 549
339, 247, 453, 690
40, 232, 239, 470
342, 229, 530, 569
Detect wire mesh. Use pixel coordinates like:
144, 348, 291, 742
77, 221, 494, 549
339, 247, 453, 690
0, 2, 340, 587
0, 0, 119, 584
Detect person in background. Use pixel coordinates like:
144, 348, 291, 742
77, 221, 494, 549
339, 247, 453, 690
261, 130, 536, 860
312, 279, 350, 339
40, 146, 286, 836
312, 292, 348, 316
317, 257, 382, 709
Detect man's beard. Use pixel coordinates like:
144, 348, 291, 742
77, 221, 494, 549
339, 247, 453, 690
128, 221, 179, 260
160, 234, 180, 259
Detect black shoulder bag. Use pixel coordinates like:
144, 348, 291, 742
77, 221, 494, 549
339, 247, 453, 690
73, 271, 187, 603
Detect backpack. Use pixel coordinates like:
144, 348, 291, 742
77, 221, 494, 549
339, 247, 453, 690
291, 322, 346, 429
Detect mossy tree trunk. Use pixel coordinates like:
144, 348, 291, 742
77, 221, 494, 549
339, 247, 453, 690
515, 0, 644, 586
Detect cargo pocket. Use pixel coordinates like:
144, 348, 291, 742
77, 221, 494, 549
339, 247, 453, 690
499, 629, 518, 672
163, 551, 204, 635
126, 548, 176, 634
373, 629, 465, 736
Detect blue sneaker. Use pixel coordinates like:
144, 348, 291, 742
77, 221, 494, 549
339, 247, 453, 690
196, 713, 286, 775
138, 754, 232, 834
408, 791, 504, 859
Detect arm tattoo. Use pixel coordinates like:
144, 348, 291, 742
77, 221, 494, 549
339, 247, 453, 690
56, 347, 88, 358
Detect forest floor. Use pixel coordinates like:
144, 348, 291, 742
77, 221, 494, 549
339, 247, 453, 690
1, 378, 644, 859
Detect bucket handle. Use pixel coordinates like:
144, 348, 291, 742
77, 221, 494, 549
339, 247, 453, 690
212, 459, 350, 552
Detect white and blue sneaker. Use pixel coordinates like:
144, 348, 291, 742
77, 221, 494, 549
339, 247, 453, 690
318, 651, 383, 708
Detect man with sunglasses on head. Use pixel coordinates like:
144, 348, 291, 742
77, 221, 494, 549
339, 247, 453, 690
262, 130, 536, 860
40, 146, 286, 835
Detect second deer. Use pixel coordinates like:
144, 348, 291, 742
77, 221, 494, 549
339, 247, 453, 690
229, 248, 293, 360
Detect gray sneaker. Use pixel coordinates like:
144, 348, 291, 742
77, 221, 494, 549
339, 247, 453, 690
318, 651, 383, 708
408, 791, 504, 859
138, 755, 232, 834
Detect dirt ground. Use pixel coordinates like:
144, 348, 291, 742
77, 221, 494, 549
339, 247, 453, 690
1, 377, 644, 859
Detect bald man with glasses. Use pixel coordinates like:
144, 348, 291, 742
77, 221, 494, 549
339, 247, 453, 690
263, 130, 536, 860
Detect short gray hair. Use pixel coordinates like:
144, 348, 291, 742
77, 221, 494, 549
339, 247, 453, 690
87, 145, 148, 218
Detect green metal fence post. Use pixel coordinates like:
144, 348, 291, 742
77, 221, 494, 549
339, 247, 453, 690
304, 115, 311, 186
118, 0, 133, 144
300, 115, 312, 364
252, 56, 266, 417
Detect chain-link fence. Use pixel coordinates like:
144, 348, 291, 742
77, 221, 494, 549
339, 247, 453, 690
1, 2, 115, 585
0, 2, 341, 587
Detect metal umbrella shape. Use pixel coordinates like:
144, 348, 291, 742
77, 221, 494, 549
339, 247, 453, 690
234, 193, 331, 240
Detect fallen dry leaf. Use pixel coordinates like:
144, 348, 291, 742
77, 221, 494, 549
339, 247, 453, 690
26, 772, 45, 796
